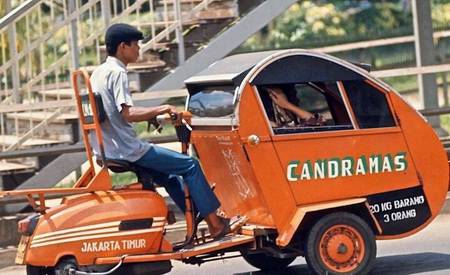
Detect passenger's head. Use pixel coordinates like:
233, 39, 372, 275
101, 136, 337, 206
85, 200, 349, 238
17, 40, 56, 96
105, 23, 143, 63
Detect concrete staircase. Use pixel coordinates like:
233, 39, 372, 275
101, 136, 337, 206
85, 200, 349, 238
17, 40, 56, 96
0, 0, 294, 216
0, 0, 244, 191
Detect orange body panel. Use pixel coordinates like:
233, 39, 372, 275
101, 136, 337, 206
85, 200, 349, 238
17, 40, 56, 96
390, 94, 449, 217
192, 131, 274, 226
237, 83, 299, 233
25, 190, 168, 266
274, 128, 419, 205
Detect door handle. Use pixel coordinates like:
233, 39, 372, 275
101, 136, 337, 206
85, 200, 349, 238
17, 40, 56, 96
247, 134, 260, 146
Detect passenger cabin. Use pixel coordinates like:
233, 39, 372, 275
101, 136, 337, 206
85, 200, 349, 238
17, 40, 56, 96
184, 49, 448, 244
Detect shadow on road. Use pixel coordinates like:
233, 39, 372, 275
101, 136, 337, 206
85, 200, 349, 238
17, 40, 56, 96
234, 252, 450, 275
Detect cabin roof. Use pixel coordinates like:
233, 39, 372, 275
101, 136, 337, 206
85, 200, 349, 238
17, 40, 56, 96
184, 50, 367, 89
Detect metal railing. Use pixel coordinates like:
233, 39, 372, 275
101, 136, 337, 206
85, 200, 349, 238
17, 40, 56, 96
0, 0, 220, 153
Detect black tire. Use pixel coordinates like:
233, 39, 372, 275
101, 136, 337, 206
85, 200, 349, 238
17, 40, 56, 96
242, 251, 296, 271
54, 258, 78, 275
26, 265, 55, 275
305, 212, 376, 275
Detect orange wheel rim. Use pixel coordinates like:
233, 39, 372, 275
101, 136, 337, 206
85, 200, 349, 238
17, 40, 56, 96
318, 224, 365, 273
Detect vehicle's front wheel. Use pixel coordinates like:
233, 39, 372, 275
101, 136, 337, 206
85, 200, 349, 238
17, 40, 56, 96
305, 212, 376, 275
54, 258, 78, 275
242, 251, 296, 271
26, 265, 55, 275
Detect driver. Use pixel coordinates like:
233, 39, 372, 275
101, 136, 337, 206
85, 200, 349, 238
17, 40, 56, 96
90, 23, 243, 240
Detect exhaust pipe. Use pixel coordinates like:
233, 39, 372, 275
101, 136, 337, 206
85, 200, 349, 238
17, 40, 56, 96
68, 255, 128, 275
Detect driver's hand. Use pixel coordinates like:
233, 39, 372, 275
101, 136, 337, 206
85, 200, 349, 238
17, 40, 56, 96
164, 104, 177, 114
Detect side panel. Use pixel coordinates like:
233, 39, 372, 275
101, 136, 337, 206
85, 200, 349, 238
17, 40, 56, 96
25, 191, 168, 266
273, 128, 419, 204
192, 131, 275, 226
238, 83, 298, 233
390, 94, 449, 218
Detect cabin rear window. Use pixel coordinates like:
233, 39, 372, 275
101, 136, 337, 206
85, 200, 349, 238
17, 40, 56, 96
187, 85, 237, 117
343, 81, 396, 128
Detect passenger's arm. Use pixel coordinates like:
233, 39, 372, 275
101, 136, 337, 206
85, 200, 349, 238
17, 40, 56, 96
269, 89, 313, 120
284, 103, 313, 120
120, 104, 177, 123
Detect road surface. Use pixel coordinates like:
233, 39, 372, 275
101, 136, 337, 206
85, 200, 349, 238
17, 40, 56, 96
2, 214, 450, 274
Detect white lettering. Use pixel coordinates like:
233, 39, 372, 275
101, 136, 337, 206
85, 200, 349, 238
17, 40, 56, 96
355, 158, 366, 175
287, 162, 299, 181
314, 161, 326, 179
341, 159, 352, 177
394, 154, 406, 171
328, 160, 339, 178
382, 156, 392, 172
394, 196, 424, 209
300, 162, 311, 180
369, 156, 380, 173
390, 209, 416, 221
81, 239, 146, 253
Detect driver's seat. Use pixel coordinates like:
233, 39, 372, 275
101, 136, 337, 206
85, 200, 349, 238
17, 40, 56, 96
97, 158, 155, 191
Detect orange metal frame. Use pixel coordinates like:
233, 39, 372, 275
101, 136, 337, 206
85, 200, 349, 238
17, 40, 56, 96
0, 70, 112, 213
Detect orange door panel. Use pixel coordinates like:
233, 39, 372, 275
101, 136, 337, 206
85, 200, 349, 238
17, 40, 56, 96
192, 131, 275, 226
272, 128, 419, 205
237, 83, 298, 232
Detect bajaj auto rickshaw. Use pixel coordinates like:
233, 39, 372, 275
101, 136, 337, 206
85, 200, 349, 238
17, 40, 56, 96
1, 49, 448, 275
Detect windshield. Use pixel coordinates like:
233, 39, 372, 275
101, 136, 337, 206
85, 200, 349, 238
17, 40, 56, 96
188, 85, 236, 117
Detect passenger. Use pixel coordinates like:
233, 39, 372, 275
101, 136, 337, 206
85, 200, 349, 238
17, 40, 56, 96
266, 86, 325, 127
90, 23, 243, 240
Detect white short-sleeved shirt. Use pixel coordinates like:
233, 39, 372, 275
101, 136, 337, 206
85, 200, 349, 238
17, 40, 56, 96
89, 56, 150, 162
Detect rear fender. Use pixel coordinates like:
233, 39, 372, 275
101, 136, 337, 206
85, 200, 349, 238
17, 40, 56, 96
276, 198, 380, 247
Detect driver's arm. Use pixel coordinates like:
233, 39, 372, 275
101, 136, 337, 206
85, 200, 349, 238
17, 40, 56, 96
120, 104, 176, 123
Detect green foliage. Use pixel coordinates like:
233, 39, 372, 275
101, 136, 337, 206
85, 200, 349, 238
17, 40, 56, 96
440, 114, 450, 133
111, 171, 137, 186
240, 0, 449, 52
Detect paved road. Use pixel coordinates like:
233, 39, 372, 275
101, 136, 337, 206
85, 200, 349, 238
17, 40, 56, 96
2, 214, 450, 275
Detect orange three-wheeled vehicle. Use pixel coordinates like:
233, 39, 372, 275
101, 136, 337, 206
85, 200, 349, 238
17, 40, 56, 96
1, 49, 449, 275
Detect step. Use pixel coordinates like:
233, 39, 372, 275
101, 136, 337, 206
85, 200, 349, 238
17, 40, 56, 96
0, 86, 73, 101
36, 88, 74, 100
195, 7, 237, 20
128, 59, 167, 71
0, 90, 12, 100
0, 161, 35, 174
150, 7, 237, 22
159, 0, 203, 4
0, 135, 64, 148
6, 111, 78, 124
5, 112, 79, 143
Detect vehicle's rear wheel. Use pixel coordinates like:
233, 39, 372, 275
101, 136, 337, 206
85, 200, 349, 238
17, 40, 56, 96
305, 212, 376, 275
242, 251, 296, 271
26, 265, 55, 275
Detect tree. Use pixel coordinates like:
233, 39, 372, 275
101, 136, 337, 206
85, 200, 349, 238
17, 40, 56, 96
241, 0, 413, 51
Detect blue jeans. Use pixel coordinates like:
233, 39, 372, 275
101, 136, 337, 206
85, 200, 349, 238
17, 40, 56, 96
134, 144, 220, 217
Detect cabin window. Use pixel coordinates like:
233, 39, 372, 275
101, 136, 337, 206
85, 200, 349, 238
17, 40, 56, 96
188, 85, 236, 117
258, 82, 353, 134
343, 80, 396, 128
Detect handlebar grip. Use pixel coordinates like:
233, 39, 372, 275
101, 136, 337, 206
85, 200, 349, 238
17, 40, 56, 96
170, 112, 178, 121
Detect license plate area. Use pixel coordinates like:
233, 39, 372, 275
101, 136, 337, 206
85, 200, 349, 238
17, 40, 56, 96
15, 236, 30, 264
